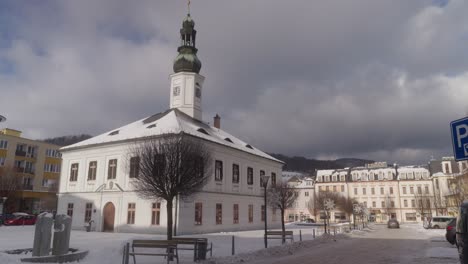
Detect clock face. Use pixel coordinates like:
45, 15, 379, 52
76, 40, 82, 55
195, 87, 201, 98
173, 86, 180, 96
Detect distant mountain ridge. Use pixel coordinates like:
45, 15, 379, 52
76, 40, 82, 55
269, 153, 373, 175
42, 134, 92, 147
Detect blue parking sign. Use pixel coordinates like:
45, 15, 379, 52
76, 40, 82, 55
451, 116, 468, 161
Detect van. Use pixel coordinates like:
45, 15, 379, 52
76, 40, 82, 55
431, 216, 456, 229
456, 202, 468, 263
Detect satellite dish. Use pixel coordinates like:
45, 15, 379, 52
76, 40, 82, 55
0, 115, 6, 123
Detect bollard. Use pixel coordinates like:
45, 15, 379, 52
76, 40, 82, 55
125, 243, 130, 264
334, 227, 336, 236
232, 236, 235, 256
299, 230, 302, 241
313, 229, 315, 239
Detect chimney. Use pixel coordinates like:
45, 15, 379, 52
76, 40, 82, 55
213, 114, 221, 129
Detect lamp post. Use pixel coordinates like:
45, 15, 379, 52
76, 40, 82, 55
260, 175, 270, 249
1, 197, 7, 226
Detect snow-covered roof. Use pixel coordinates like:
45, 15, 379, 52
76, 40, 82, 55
61, 109, 283, 164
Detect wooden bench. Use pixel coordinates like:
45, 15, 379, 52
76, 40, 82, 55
172, 237, 212, 262
124, 240, 179, 264
265, 231, 294, 243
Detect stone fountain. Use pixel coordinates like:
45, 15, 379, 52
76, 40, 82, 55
4, 212, 88, 263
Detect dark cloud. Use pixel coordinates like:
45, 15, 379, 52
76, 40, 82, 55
1, 0, 467, 164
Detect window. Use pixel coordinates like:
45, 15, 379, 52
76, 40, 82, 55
42, 179, 49, 187
216, 204, 222, 225
108, 159, 117, 179
425, 186, 429, 194
333, 186, 337, 192
371, 188, 375, 195
390, 187, 393, 195
426, 199, 431, 208
411, 200, 415, 207
340, 175, 345, 181
402, 186, 407, 194
362, 188, 366, 195
391, 201, 395, 208
271, 173, 276, 186
410, 187, 414, 194
261, 205, 265, 222
372, 201, 376, 207
404, 200, 408, 207
88, 161, 97, 181
417, 186, 422, 194
354, 188, 358, 195
0, 140, 8, 149
248, 205, 253, 223
195, 203, 203, 225
0, 157, 5, 166
381, 201, 385, 208
363, 201, 367, 207
233, 204, 239, 224
232, 164, 240, 183
215, 160, 223, 181
435, 179, 439, 189
70, 163, 79, 182
380, 187, 384, 195
84, 203, 93, 223
67, 203, 74, 217
151, 203, 161, 225
127, 203, 136, 224
406, 213, 417, 221
129, 157, 140, 178
260, 170, 265, 187
341, 185, 345, 192
326, 186, 330, 191
305, 191, 309, 197
247, 167, 253, 185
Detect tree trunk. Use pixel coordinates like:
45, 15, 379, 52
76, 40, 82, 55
280, 208, 286, 244
166, 198, 173, 240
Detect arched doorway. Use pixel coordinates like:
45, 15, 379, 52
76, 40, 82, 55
102, 202, 115, 232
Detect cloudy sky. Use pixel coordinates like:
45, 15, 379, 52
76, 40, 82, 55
1, 0, 467, 165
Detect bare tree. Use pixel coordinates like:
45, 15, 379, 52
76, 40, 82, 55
0, 166, 19, 213
267, 181, 299, 243
414, 192, 433, 221
129, 134, 212, 240
337, 196, 358, 221
315, 191, 341, 233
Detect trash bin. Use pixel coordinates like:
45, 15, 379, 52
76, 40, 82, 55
196, 239, 208, 260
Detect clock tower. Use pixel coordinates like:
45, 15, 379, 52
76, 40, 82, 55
170, 13, 205, 121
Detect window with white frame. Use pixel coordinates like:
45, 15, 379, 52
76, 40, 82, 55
0, 157, 5, 166
0, 140, 8, 149
70, 163, 79, 182
107, 159, 117, 179
215, 160, 223, 181
332, 175, 337, 182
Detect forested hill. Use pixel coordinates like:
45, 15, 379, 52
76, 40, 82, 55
42, 134, 92, 147
269, 153, 373, 175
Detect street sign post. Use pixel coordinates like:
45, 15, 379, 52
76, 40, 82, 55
451, 117, 468, 161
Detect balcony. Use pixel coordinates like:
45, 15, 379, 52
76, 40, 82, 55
21, 185, 34, 190
15, 150, 26, 157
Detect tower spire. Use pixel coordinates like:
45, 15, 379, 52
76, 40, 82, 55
173, 8, 201, 73
188, 0, 191, 15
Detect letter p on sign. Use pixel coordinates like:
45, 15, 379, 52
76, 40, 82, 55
451, 117, 468, 161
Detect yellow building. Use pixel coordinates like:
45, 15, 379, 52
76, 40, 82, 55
0, 128, 62, 214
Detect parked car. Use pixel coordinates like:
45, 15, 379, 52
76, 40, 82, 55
431, 216, 456, 229
446, 218, 456, 245
387, 219, 400, 228
4, 214, 37, 225
304, 218, 315, 223
456, 201, 468, 263
0, 214, 15, 225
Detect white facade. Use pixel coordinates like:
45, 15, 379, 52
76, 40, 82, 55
313, 165, 436, 224
57, 13, 283, 234
284, 175, 314, 222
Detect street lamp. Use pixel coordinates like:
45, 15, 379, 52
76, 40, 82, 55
1, 197, 7, 226
260, 175, 270, 249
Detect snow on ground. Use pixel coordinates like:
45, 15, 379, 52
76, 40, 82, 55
0, 224, 330, 264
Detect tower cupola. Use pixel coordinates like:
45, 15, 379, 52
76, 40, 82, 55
173, 14, 202, 74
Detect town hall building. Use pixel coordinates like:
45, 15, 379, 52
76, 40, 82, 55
57, 12, 283, 234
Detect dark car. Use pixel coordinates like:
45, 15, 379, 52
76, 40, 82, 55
446, 218, 456, 245
304, 218, 315, 223
387, 219, 400, 228
4, 214, 37, 225
456, 201, 468, 263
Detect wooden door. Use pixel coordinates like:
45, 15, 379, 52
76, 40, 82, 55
103, 202, 115, 232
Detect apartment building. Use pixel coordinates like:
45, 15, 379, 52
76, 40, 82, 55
0, 128, 62, 213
